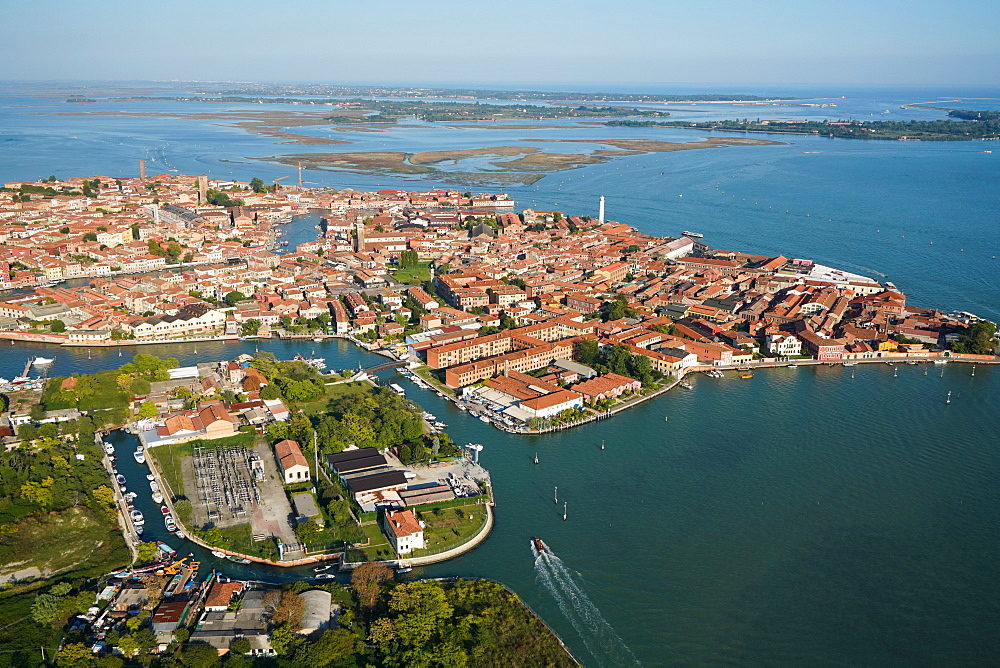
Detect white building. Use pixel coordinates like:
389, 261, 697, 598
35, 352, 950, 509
382, 508, 425, 555
767, 334, 802, 357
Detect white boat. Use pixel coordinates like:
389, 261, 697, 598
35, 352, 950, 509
315, 573, 336, 580
133, 451, 145, 464
151, 492, 163, 504
149, 480, 159, 493
933, 359, 949, 364
682, 230, 704, 239
32, 357, 54, 366
146, 473, 156, 481
103, 442, 115, 455
211, 550, 227, 558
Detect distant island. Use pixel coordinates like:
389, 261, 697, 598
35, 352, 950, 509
186, 82, 787, 104
607, 116, 1000, 141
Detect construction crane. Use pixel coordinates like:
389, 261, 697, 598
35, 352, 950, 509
271, 175, 289, 192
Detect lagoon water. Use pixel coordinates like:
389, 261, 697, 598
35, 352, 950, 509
2, 83, 999, 665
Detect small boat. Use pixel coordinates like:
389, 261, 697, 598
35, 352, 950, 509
533, 537, 546, 554
160, 505, 170, 515
146, 473, 156, 481
130, 509, 144, 524
103, 443, 115, 455
679, 381, 693, 389
211, 550, 227, 558
533, 453, 539, 465
396, 567, 412, 574
152, 492, 163, 504
227, 555, 251, 564
312, 337, 322, 342
115, 474, 127, 487
164, 516, 176, 532
315, 573, 336, 580
843, 363, 857, 367
682, 230, 704, 239
150, 480, 159, 493
787, 363, 798, 368
740, 373, 754, 379
314, 564, 333, 572
133, 451, 145, 464
32, 357, 54, 366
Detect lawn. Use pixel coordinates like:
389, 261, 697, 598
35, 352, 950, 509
390, 261, 431, 285
411, 503, 488, 557
301, 380, 372, 416
150, 441, 193, 500
347, 522, 393, 562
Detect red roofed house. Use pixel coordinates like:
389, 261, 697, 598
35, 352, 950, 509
275, 439, 310, 484
381, 508, 425, 555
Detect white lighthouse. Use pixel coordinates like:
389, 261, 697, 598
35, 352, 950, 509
598, 195, 605, 224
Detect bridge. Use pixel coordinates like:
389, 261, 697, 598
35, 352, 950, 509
349, 359, 410, 381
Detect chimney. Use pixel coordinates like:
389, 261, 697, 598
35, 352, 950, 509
138, 159, 145, 181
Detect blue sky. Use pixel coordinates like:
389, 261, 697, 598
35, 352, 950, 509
7, 0, 999, 86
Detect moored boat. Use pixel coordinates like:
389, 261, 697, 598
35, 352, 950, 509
133, 450, 145, 464
211, 550, 227, 558
227, 555, 252, 564
151, 492, 163, 504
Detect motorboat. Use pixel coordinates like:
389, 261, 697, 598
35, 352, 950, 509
211, 550, 227, 558
164, 516, 176, 532
396, 567, 412, 574
133, 451, 145, 464
103, 442, 115, 456
32, 357, 54, 366
130, 510, 144, 525
152, 492, 163, 505
160, 505, 170, 515
532, 537, 546, 554
146, 473, 156, 481
115, 474, 127, 488
150, 480, 160, 493
227, 555, 251, 564
315, 573, 336, 580
314, 564, 333, 572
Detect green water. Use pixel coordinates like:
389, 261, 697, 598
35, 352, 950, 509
408, 363, 1000, 665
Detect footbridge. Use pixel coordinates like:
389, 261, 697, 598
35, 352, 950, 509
350, 359, 410, 381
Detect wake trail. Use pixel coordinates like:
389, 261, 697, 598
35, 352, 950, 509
533, 542, 642, 667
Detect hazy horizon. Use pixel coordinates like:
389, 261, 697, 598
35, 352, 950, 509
7, 0, 999, 87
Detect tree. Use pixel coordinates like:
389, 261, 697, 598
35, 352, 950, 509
263, 590, 305, 630
249, 177, 267, 193
389, 581, 454, 648
31, 592, 63, 625
574, 338, 599, 365
174, 627, 190, 643
352, 561, 394, 615
136, 401, 158, 419
229, 636, 252, 655
55, 642, 93, 667
82, 232, 97, 242
21, 479, 54, 509
136, 541, 160, 565
268, 622, 294, 655
240, 319, 262, 336
305, 628, 356, 665
294, 518, 321, 546
179, 642, 219, 668
166, 242, 183, 262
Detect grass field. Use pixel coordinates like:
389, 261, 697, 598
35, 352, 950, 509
413, 503, 488, 556
301, 380, 372, 416
390, 261, 432, 285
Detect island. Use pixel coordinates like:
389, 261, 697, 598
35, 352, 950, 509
0, 170, 997, 664
605, 117, 1000, 141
